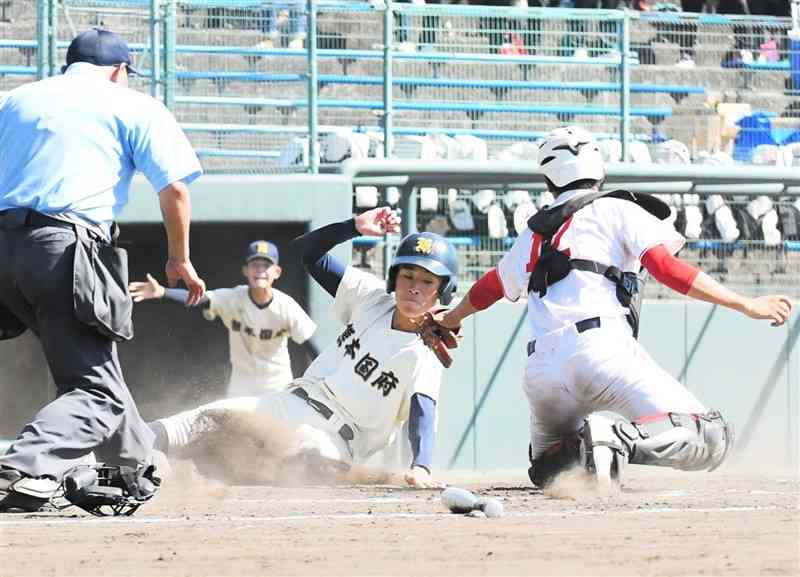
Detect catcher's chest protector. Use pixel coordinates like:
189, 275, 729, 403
526, 190, 670, 339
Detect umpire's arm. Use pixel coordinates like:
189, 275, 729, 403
159, 181, 206, 306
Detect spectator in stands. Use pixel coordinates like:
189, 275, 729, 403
477, 0, 544, 57
717, 0, 789, 67
635, 0, 789, 68
560, 0, 627, 59
255, 1, 307, 50
634, 0, 703, 67
393, 0, 452, 52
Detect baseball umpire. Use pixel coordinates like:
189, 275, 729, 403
0, 28, 205, 512
433, 126, 793, 489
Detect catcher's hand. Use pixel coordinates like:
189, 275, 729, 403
416, 311, 461, 368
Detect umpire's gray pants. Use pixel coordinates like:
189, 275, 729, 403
0, 218, 154, 480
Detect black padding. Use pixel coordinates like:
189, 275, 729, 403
527, 437, 581, 488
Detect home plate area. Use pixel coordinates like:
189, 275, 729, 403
2, 463, 797, 576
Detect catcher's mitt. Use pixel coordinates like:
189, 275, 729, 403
416, 311, 460, 368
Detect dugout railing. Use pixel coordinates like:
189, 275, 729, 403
335, 160, 800, 298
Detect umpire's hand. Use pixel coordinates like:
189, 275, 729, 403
165, 258, 206, 306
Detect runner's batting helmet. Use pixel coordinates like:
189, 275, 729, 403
387, 232, 458, 305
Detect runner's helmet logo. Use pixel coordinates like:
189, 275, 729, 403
415, 238, 434, 254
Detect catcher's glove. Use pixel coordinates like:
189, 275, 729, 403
416, 311, 460, 368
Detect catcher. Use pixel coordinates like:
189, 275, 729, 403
420, 126, 792, 490
149, 207, 459, 488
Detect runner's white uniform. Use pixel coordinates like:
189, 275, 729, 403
496, 189, 707, 459
204, 285, 316, 397
160, 266, 443, 463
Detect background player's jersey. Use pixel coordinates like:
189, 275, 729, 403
497, 189, 685, 338
204, 286, 316, 392
300, 266, 442, 460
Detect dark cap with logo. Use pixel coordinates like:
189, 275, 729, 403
63, 28, 139, 75
245, 240, 279, 265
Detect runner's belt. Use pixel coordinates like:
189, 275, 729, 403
291, 387, 355, 442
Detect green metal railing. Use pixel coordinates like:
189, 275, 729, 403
20, 1, 797, 172
19, 1, 723, 168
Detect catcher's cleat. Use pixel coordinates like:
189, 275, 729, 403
0, 468, 59, 513
579, 413, 627, 492
527, 436, 581, 489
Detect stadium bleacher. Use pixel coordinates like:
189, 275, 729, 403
3, 2, 796, 162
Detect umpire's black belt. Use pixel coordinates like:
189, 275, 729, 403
527, 317, 602, 356
0, 208, 73, 230
291, 387, 355, 443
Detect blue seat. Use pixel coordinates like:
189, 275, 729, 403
730, 60, 790, 71
780, 130, 800, 146
733, 112, 776, 163
177, 95, 673, 122
187, 70, 703, 98
688, 240, 800, 252
0, 65, 35, 76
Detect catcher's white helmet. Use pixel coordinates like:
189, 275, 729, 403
537, 126, 606, 189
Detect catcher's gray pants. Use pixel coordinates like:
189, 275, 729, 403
0, 214, 154, 480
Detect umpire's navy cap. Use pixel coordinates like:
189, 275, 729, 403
63, 28, 139, 75
245, 240, 279, 265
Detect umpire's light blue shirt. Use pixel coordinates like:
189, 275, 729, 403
0, 63, 202, 235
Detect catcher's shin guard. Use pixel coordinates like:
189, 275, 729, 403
579, 413, 628, 489
527, 435, 581, 488
620, 410, 734, 471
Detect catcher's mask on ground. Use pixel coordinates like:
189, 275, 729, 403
386, 232, 458, 305
538, 126, 606, 191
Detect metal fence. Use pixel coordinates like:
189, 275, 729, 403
165, 3, 797, 168
340, 162, 800, 298
0, 1, 40, 94
349, 190, 800, 299
4, 1, 798, 171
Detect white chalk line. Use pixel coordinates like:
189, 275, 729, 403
0, 505, 786, 527
656, 489, 798, 497
228, 497, 407, 504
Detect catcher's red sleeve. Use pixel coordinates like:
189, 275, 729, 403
468, 268, 504, 310
641, 244, 699, 295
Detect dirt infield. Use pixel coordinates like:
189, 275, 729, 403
2, 463, 798, 577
